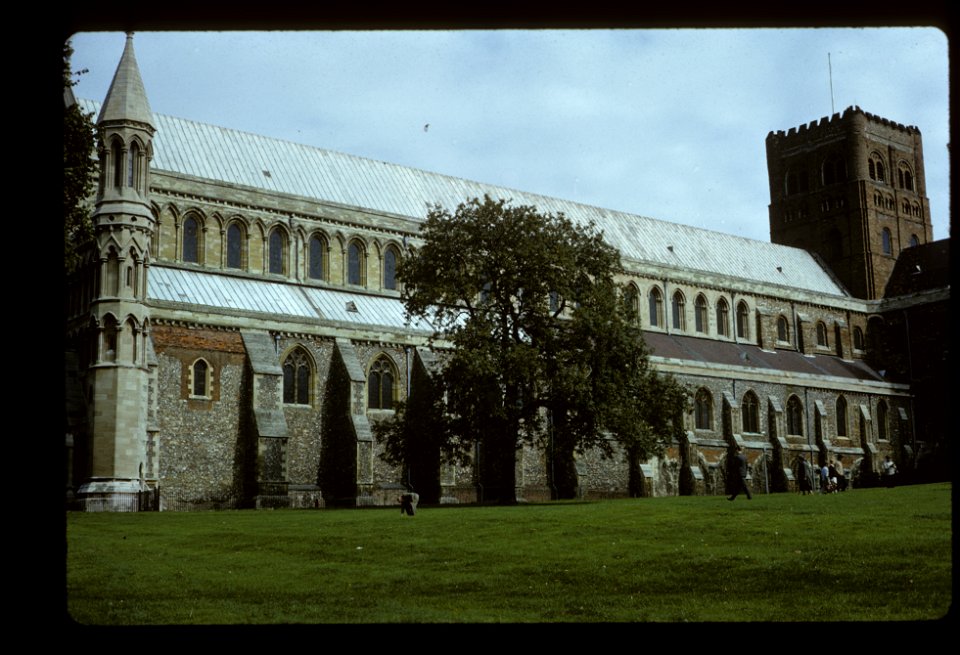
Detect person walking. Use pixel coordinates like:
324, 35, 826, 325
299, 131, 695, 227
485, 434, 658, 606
882, 456, 898, 488
796, 455, 812, 495
728, 445, 752, 501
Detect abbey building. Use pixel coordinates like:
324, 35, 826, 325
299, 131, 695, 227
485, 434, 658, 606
64, 35, 949, 510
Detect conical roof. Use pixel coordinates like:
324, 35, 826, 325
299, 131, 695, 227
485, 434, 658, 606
97, 32, 153, 128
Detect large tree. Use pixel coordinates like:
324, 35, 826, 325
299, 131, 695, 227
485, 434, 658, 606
63, 40, 97, 273
377, 196, 687, 504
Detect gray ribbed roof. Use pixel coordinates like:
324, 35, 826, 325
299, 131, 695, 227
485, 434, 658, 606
95, 36, 154, 128
149, 266, 431, 332
81, 99, 846, 296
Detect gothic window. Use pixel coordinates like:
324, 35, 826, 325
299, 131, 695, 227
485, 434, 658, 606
269, 229, 286, 275
694, 294, 708, 333
648, 286, 663, 328
102, 315, 118, 362
226, 223, 244, 269
909, 234, 919, 248
897, 162, 914, 191
128, 142, 141, 189
736, 301, 750, 340
111, 139, 123, 188
777, 315, 789, 343
368, 356, 396, 410
816, 321, 829, 348
882, 228, 893, 255
383, 245, 399, 290
309, 234, 326, 280
282, 348, 312, 405
836, 396, 848, 437
348, 241, 366, 286
191, 359, 212, 398
695, 388, 713, 430
716, 298, 730, 337
672, 291, 686, 331
786, 395, 804, 436
742, 391, 760, 434
877, 400, 889, 440
182, 216, 200, 264
624, 284, 640, 323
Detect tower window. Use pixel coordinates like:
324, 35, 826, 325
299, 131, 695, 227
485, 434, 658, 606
881, 228, 893, 255
822, 156, 847, 186
869, 153, 886, 183
897, 162, 914, 191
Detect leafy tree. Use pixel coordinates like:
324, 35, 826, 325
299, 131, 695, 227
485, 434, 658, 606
63, 40, 97, 273
376, 196, 688, 504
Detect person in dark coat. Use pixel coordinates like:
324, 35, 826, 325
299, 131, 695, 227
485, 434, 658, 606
797, 455, 812, 494
728, 445, 752, 501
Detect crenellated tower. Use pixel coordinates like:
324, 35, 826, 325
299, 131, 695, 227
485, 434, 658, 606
766, 106, 933, 299
74, 33, 158, 510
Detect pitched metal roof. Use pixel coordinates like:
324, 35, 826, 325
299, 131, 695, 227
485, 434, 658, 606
81, 99, 846, 296
149, 266, 432, 332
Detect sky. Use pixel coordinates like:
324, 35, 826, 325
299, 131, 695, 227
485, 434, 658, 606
67, 28, 951, 243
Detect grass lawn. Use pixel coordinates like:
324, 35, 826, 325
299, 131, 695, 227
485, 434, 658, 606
66, 483, 952, 624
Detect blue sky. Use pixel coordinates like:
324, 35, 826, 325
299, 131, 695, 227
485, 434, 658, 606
67, 28, 950, 243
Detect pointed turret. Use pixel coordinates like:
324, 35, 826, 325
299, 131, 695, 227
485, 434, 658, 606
76, 33, 159, 511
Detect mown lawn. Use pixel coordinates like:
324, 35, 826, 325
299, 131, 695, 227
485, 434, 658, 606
66, 483, 952, 624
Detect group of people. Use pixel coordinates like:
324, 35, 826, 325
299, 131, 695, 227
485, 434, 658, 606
796, 455, 848, 494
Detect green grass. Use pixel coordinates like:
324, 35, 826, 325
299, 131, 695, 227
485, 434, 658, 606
66, 483, 952, 624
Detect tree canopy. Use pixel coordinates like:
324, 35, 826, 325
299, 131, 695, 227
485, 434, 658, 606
63, 40, 97, 273
375, 196, 688, 504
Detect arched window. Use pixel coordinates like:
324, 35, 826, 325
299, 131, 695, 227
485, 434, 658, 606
716, 298, 730, 337
787, 395, 804, 436
282, 348, 312, 405
785, 168, 808, 196
897, 162, 914, 191
226, 223, 244, 269
777, 315, 789, 342
881, 228, 893, 255
624, 284, 640, 323
128, 142, 141, 189
736, 301, 750, 339
648, 287, 663, 328
816, 321, 829, 347
309, 234, 326, 280
822, 155, 846, 186
182, 216, 200, 263
111, 139, 123, 188
348, 241, 365, 286
191, 359, 211, 398
695, 388, 713, 430
383, 245, 399, 290
836, 396, 848, 437
742, 391, 760, 434
694, 295, 708, 333
269, 229, 286, 274
368, 356, 396, 410
877, 400, 888, 441
672, 291, 686, 331
869, 153, 886, 183
909, 234, 919, 249
853, 326, 865, 351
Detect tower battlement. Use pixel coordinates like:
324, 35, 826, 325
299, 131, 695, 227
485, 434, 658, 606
767, 105, 921, 144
